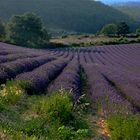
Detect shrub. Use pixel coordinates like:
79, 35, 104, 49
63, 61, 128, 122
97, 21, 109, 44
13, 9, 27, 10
136, 28, 140, 36
107, 114, 140, 140
6, 12, 50, 48
116, 37, 129, 44
36, 90, 73, 124
26, 90, 90, 139
100, 23, 117, 36
0, 86, 91, 140
0, 19, 5, 39
0, 81, 25, 105
117, 22, 130, 36
137, 36, 140, 42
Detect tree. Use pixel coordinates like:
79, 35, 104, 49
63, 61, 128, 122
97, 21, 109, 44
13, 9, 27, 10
0, 19, 5, 38
7, 12, 50, 48
101, 23, 117, 36
117, 22, 130, 36
136, 28, 140, 36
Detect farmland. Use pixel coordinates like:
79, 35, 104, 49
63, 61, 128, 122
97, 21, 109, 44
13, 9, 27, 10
51, 35, 139, 47
0, 42, 140, 139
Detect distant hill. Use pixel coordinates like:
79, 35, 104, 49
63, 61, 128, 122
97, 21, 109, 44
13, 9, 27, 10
114, 1, 140, 22
113, 1, 140, 7
0, 0, 139, 34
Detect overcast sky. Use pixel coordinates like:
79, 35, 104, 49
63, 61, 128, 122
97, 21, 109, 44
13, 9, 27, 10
97, 0, 140, 4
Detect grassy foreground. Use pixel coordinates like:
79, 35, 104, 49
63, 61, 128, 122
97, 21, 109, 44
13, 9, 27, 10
0, 81, 140, 140
0, 81, 92, 140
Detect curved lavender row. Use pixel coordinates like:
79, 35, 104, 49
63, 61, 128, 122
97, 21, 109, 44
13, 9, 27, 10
0, 53, 40, 64
93, 48, 140, 73
47, 55, 81, 99
0, 42, 53, 57
95, 46, 140, 79
15, 59, 68, 93
84, 45, 140, 76
83, 44, 140, 87
82, 63, 134, 114
97, 65, 140, 109
103, 46, 140, 68
0, 50, 42, 56
103, 66, 140, 89
0, 50, 14, 56
0, 56, 54, 84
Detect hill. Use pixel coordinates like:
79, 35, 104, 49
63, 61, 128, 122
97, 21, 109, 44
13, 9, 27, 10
0, 0, 139, 34
114, 2, 140, 22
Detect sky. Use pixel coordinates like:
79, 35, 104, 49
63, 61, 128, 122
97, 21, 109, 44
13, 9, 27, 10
97, 0, 140, 4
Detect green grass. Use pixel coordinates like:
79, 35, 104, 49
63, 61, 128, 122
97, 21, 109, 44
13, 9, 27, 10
107, 114, 140, 140
0, 81, 91, 140
1, 80, 140, 140
51, 35, 140, 48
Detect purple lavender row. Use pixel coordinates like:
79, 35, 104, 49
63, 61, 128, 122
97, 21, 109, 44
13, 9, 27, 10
93, 49, 140, 73
93, 46, 139, 66
0, 42, 53, 56
103, 45, 140, 68
82, 63, 134, 115
101, 64, 140, 89
0, 50, 16, 56
0, 49, 42, 56
83, 46, 140, 77
47, 54, 81, 99
0, 56, 54, 85
15, 58, 69, 93
94, 47, 140, 83
84, 48, 140, 88
97, 65, 140, 109
108, 45, 140, 63
85, 44, 140, 86
0, 53, 41, 64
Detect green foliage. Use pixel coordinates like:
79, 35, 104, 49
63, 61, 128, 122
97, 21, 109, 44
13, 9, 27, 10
0, 81, 25, 106
116, 6, 140, 22
57, 125, 88, 140
35, 91, 73, 125
0, 86, 91, 140
0, 0, 139, 34
136, 28, 140, 36
7, 12, 50, 48
101, 23, 117, 36
117, 22, 130, 36
117, 37, 129, 44
0, 19, 5, 38
107, 114, 140, 140
137, 36, 140, 42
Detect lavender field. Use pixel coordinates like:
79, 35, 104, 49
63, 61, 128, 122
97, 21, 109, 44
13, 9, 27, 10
0, 42, 140, 139
0, 42, 140, 107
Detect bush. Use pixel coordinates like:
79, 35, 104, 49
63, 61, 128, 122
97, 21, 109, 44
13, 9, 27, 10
0, 81, 25, 105
117, 22, 130, 36
26, 90, 90, 139
117, 37, 129, 44
137, 36, 140, 42
100, 23, 117, 36
36, 90, 73, 124
6, 12, 50, 48
0, 19, 5, 39
136, 28, 140, 36
107, 114, 140, 140
0, 82, 91, 140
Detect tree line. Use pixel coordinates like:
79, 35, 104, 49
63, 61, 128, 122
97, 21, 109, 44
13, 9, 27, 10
0, 12, 140, 48
100, 22, 140, 37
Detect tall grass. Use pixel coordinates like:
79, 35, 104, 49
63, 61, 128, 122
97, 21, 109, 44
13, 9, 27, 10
0, 81, 91, 140
107, 114, 140, 140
